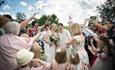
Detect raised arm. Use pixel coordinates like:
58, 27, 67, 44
66, 35, 84, 48
39, 15, 50, 30
20, 13, 36, 28
45, 15, 50, 25
68, 16, 73, 35
32, 31, 41, 41
66, 38, 77, 45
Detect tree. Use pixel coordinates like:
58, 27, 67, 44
16, 12, 26, 22
35, 15, 47, 26
35, 14, 59, 26
49, 14, 58, 24
97, 0, 115, 22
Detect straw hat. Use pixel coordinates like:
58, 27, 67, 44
16, 49, 34, 66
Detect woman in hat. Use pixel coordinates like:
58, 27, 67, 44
16, 49, 50, 70
0, 21, 41, 70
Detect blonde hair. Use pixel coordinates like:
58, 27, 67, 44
70, 23, 82, 35
55, 47, 67, 64
30, 42, 41, 59
50, 23, 57, 31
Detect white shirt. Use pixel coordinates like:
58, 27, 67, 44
82, 27, 97, 37
58, 29, 71, 47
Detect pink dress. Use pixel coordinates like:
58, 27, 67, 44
0, 34, 33, 70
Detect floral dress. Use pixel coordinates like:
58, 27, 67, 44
72, 35, 90, 70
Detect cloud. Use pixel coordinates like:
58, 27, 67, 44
20, 1, 33, 11
27, 5, 33, 11
2, 5, 11, 10
20, 1, 27, 7
23, 0, 105, 26
0, 12, 16, 19
42, 0, 106, 25
0, 12, 11, 15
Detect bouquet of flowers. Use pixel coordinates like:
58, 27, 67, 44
49, 34, 60, 47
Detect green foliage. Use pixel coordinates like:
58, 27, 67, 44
97, 0, 115, 22
35, 15, 47, 26
34, 14, 59, 26
16, 13, 59, 27
27, 24, 32, 28
49, 14, 58, 24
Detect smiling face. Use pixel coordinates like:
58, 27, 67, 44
50, 24, 57, 31
58, 24, 63, 31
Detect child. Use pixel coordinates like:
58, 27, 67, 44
30, 42, 43, 68
50, 47, 68, 70
67, 53, 80, 70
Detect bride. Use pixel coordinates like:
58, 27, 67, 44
44, 23, 59, 63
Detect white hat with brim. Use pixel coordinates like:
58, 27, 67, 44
16, 49, 34, 66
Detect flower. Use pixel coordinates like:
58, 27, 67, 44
56, 48, 61, 52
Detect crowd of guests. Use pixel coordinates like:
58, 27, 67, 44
0, 13, 115, 70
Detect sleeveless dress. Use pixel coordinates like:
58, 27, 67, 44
72, 35, 90, 70
44, 30, 56, 63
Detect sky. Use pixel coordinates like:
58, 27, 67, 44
0, 0, 106, 25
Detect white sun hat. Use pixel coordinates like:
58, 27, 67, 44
16, 49, 34, 66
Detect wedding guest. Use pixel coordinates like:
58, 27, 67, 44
66, 23, 90, 70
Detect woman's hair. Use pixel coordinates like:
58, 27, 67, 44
69, 54, 80, 65
70, 23, 82, 35
55, 48, 67, 64
98, 36, 111, 54
58, 23, 63, 27
50, 23, 57, 31
3, 14, 13, 21
4, 21, 20, 35
0, 16, 10, 27
30, 42, 41, 59
44, 24, 50, 28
